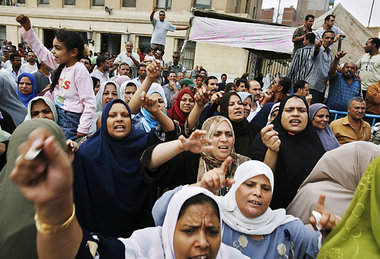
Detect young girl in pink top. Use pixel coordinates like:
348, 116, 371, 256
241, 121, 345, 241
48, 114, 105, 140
16, 14, 96, 140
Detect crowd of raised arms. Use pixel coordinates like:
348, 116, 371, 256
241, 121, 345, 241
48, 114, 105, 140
0, 9, 379, 259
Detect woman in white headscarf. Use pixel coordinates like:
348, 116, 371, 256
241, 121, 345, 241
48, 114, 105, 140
153, 160, 340, 258
10, 132, 248, 258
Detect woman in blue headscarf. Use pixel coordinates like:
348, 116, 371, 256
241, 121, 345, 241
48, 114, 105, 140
141, 83, 167, 129
16, 73, 38, 107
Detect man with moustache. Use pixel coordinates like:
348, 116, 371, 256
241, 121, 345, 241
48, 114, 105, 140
292, 14, 314, 56
246, 80, 262, 121
326, 51, 361, 111
305, 30, 335, 104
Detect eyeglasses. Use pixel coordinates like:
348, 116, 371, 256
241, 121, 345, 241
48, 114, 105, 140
172, 56, 179, 59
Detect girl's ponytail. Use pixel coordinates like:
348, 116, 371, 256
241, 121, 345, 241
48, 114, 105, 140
50, 63, 65, 91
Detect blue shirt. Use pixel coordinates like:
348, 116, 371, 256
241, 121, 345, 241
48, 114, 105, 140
326, 72, 361, 111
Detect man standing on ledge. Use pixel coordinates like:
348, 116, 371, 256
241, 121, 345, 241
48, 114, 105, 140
292, 14, 314, 56
150, 7, 189, 51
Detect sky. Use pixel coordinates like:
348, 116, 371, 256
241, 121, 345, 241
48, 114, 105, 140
262, 0, 380, 27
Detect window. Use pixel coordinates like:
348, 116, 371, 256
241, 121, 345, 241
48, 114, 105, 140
182, 41, 196, 70
39, 0, 49, 4
0, 26, 6, 45
138, 36, 151, 55
122, 0, 136, 7
64, 0, 75, 5
156, 0, 171, 10
17, 0, 26, 3
92, 0, 104, 6
1, 0, 12, 5
193, 0, 211, 9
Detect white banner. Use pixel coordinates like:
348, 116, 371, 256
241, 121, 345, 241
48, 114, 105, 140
189, 16, 294, 54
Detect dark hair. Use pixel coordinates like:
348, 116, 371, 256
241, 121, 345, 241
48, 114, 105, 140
236, 78, 248, 89
278, 76, 292, 94
81, 56, 91, 64
195, 74, 204, 80
305, 14, 315, 21
10, 53, 21, 61
138, 63, 147, 69
199, 68, 207, 74
168, 71, 177, 76
126, 82, 137, 88
305, 32, 316, 44
325, 14, 335, 23
173, 51, 180, 56
91, 76, 100, 90
178, 193, 220, 221
369, 38, 380, 49
50, 30, 86, 91
348, 96, 365, 108
322, 30, 335, 38
293, 80, 308, 93
205, 76, 217, 86
221, 73, 227, 78
159, 10, 166, 15
96, 56, 108, 67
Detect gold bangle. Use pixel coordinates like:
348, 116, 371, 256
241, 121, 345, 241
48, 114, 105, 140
34, 204, 75, 234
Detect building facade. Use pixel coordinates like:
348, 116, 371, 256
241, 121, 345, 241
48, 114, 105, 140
0, 0, 263, 78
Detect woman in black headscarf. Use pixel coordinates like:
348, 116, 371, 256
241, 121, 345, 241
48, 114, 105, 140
250, 95, 325, 209
218, 92, 261, 157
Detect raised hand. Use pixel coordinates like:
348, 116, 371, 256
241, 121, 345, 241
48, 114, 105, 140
335, 51, 347, 59
210, 91, 224, 104
198, 156, 235, 192
261, 124, 281, 152
16, 14, 31, 31
10, 127, 72, 206
179, 130, 213, 154
140, 91, 160, 114
194, 86, 210, 107
309, 194, 341, 237
147, 60, 162, 80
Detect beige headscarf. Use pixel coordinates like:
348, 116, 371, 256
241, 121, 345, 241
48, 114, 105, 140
197, 116, 250, 187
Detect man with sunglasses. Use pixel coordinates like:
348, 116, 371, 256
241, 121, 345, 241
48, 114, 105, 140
305, 30, 335, 104
314, 15, 345, 43
165, 51, 186, 74
150, 7, 189, 51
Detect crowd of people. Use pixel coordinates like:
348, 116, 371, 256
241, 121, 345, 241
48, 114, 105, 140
0, 9, 380, 259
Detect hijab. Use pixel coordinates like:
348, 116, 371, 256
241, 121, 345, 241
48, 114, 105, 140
141, 83, 167, 129
251, 95, 325, 209
217, 161, 296, 235
236, 92, 253, 106
309, 103, 339, 151
219, 92, 260, 157
115, 75, 131, 87
266, 102, 280, 125
16, 73, 38, 108
90, 81, 120, 133
120, 187, 248, 258
317, 156, 380, 258
73, 99, 156, 237
25, 96, 58, 122
167, 89, 194, 132
119, 80, 136, 102
0, 119, 66, 259
197, 116, 250, 183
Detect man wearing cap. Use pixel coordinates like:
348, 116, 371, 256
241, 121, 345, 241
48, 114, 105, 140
168, 78, 196, 108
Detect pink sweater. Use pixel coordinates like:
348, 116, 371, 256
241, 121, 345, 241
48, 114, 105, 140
19, 27, 96, 134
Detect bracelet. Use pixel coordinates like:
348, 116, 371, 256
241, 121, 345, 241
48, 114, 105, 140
34, 204, 75, 234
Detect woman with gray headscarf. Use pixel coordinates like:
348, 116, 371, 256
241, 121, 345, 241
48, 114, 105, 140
309, 103, 339, 151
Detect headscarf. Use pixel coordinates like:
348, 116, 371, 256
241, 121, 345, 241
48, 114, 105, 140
219, 92, 260, 156
119, 80, 136, 102
120, 187, 248, 258
217, 161, 296, 235
167, 89, 194, 132
251, 95, 325, 209
25, 96, 58, 122
266, 102, 280, 125
16, 73, 38, 107
251, 102, 275, 128
317, 156, 380, 258
0, 77, 27, 126
309, 103, 339, 151
236, 92, 253, 107
0, 119, 66, 259
115, 75, 130, 87
141, 83, 167, 129
197, 116, 250, 184
90, 81, 120, 133
73, 99, 156, 237
287, 141, 380, 223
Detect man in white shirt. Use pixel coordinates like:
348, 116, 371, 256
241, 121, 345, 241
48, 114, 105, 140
7, 53, 24, 84
113, 41, 140, 78
314, 15, 345, 43
20, 51, 38, 73
91, 56, 110, 84
150, 7, 189, 51
246, 80, 262, 121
